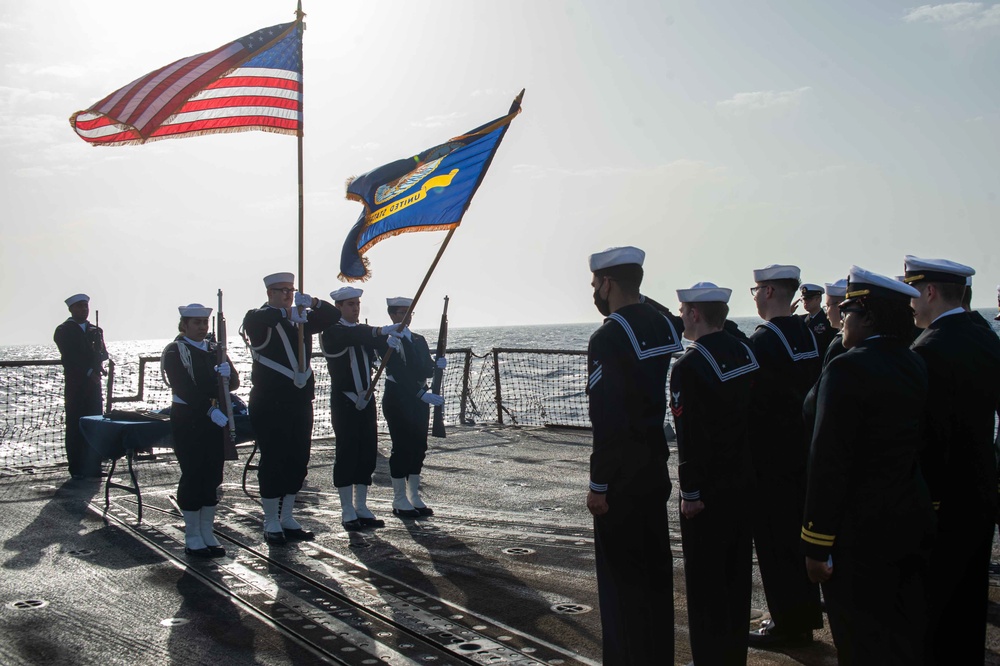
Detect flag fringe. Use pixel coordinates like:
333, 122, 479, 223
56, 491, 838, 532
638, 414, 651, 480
357, 221, 460, 255
337, 255, 372, 283
81, 124, 298, 147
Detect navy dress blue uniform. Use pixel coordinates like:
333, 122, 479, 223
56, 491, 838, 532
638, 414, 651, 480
802, 309, 835, 357
910, 310, 1000, 664
162, 335, 239, 511
242, 300, 339, 499
320, 321, 390, 488
802, 335, 933, 665
588, 302, 681, 664
382, 330, 435, 479
748, 315, 824, 635
53, 301, 108, 477
671, 329, 758, 665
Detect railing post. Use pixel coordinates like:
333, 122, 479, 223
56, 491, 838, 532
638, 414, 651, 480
493, 348, 503, 425
459, 350, 471, 426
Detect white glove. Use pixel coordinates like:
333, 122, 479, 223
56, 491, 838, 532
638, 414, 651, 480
420, 392, 444, 407
354, 394, 370, 410
386, 335, 402, 351
288, 307, 308, 324
209, 408, 228, 428
294, 292, 313, 308
380, 324, 403, 338
214, 362, 231, 378
436, 356, 447, 369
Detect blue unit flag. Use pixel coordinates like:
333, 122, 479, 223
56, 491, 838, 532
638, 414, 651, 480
339, 92, 523, 281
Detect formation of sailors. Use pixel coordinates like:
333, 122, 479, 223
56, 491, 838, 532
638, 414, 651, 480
584, 247, 1000, 666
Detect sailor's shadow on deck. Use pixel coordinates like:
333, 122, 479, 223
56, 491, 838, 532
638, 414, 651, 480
2, 477, 159, 571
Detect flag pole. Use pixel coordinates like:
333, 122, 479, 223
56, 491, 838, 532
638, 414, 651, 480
295, 0, 307, 377
362, 89, 525, 402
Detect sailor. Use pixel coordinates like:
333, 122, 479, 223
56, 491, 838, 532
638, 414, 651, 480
319, 286, 402, 530
822, 279, 849, 367
799, 283, 835, 356
801, 266, 933, 664
962, 276, 993, 330
162, 304, 240, 558
746, 264, 824, 648
671, 282, 758, 665
903, 255, 1000, 665
586, 246, 681, 664
242, 273, 340, 545
996, 283, 1000, 321
381, 297, 446, 518
53, 293, 109, 479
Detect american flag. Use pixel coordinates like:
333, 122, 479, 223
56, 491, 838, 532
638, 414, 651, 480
70, 21, 301, 146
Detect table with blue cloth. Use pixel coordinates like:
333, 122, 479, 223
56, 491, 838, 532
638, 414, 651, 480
80, 413, 254, 521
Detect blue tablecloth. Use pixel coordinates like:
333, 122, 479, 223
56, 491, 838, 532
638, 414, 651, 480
80, 414, 254, 460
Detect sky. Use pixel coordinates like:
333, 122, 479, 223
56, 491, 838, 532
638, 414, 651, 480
2, 0, 999, 346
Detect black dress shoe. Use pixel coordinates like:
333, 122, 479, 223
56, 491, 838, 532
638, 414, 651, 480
264, 530, 287, 545
185, 546, 214, 558
414, 506, 434, 516
206, 545, 226, 558
748, 620, 813, 649
392, 508, 421, 518
342, 519, 363, 531
283, 527, 315, 541
358, 517, 385, 528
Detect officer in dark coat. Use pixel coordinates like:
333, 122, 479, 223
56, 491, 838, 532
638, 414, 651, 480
586, 246, 681, 665
162, 303, 239, 558
381, 297, 445, 518
319, 286, 401, 530
802, 266, 934, 665
242, 272, 340, 545
53, 293, 108, 479
747, 264, 824, 648
671, 282, 758, 665
904, 255, 1000, 665
799, 283, 836, 356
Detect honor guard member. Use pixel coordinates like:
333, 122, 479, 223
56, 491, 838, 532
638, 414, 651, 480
53, 293, 109, 479
381, 297, 446, 518
747, 264, 824, 648
242, 272, 340, 545
800, 283, 835, 356
801, 266, 934, 665
162, 304, 240, 558
822, 279, 849, 368
586, 246, 681, 665
672, 282, 758, 665
904, 255, 1000, 665
320, 286, 402, 530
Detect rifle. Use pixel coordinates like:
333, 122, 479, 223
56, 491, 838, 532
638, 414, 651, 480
431, 296, 449, 438
217, 289, 238, 460
95, 310, 115, 414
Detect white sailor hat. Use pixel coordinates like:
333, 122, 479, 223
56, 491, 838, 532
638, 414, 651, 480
589, 246, 645, 272
386, 297, 413, 308
178, 303, 212, 317
800, 283, 824, 297
676, 281, 732, 303
752, 264, 801, 283
330, 286, 363, 302
902, 255, 974, 286
64, 293, 90, 306
965, 276, 972, 287
824, 279, 848, 298
841, 266, 919, 307
263, 272, 295, 287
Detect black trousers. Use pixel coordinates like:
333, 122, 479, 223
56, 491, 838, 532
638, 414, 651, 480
824, 536, 928, 665
680, 496, 752, 665
925, 502, 994, 666
752, 473, 823, 633
330, 396, 377, 487
382, 387, 429, 478
64, 377, 102, 476
594, 491, 674, 666
249, 396, 313, 499
170, 402, 224, 511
